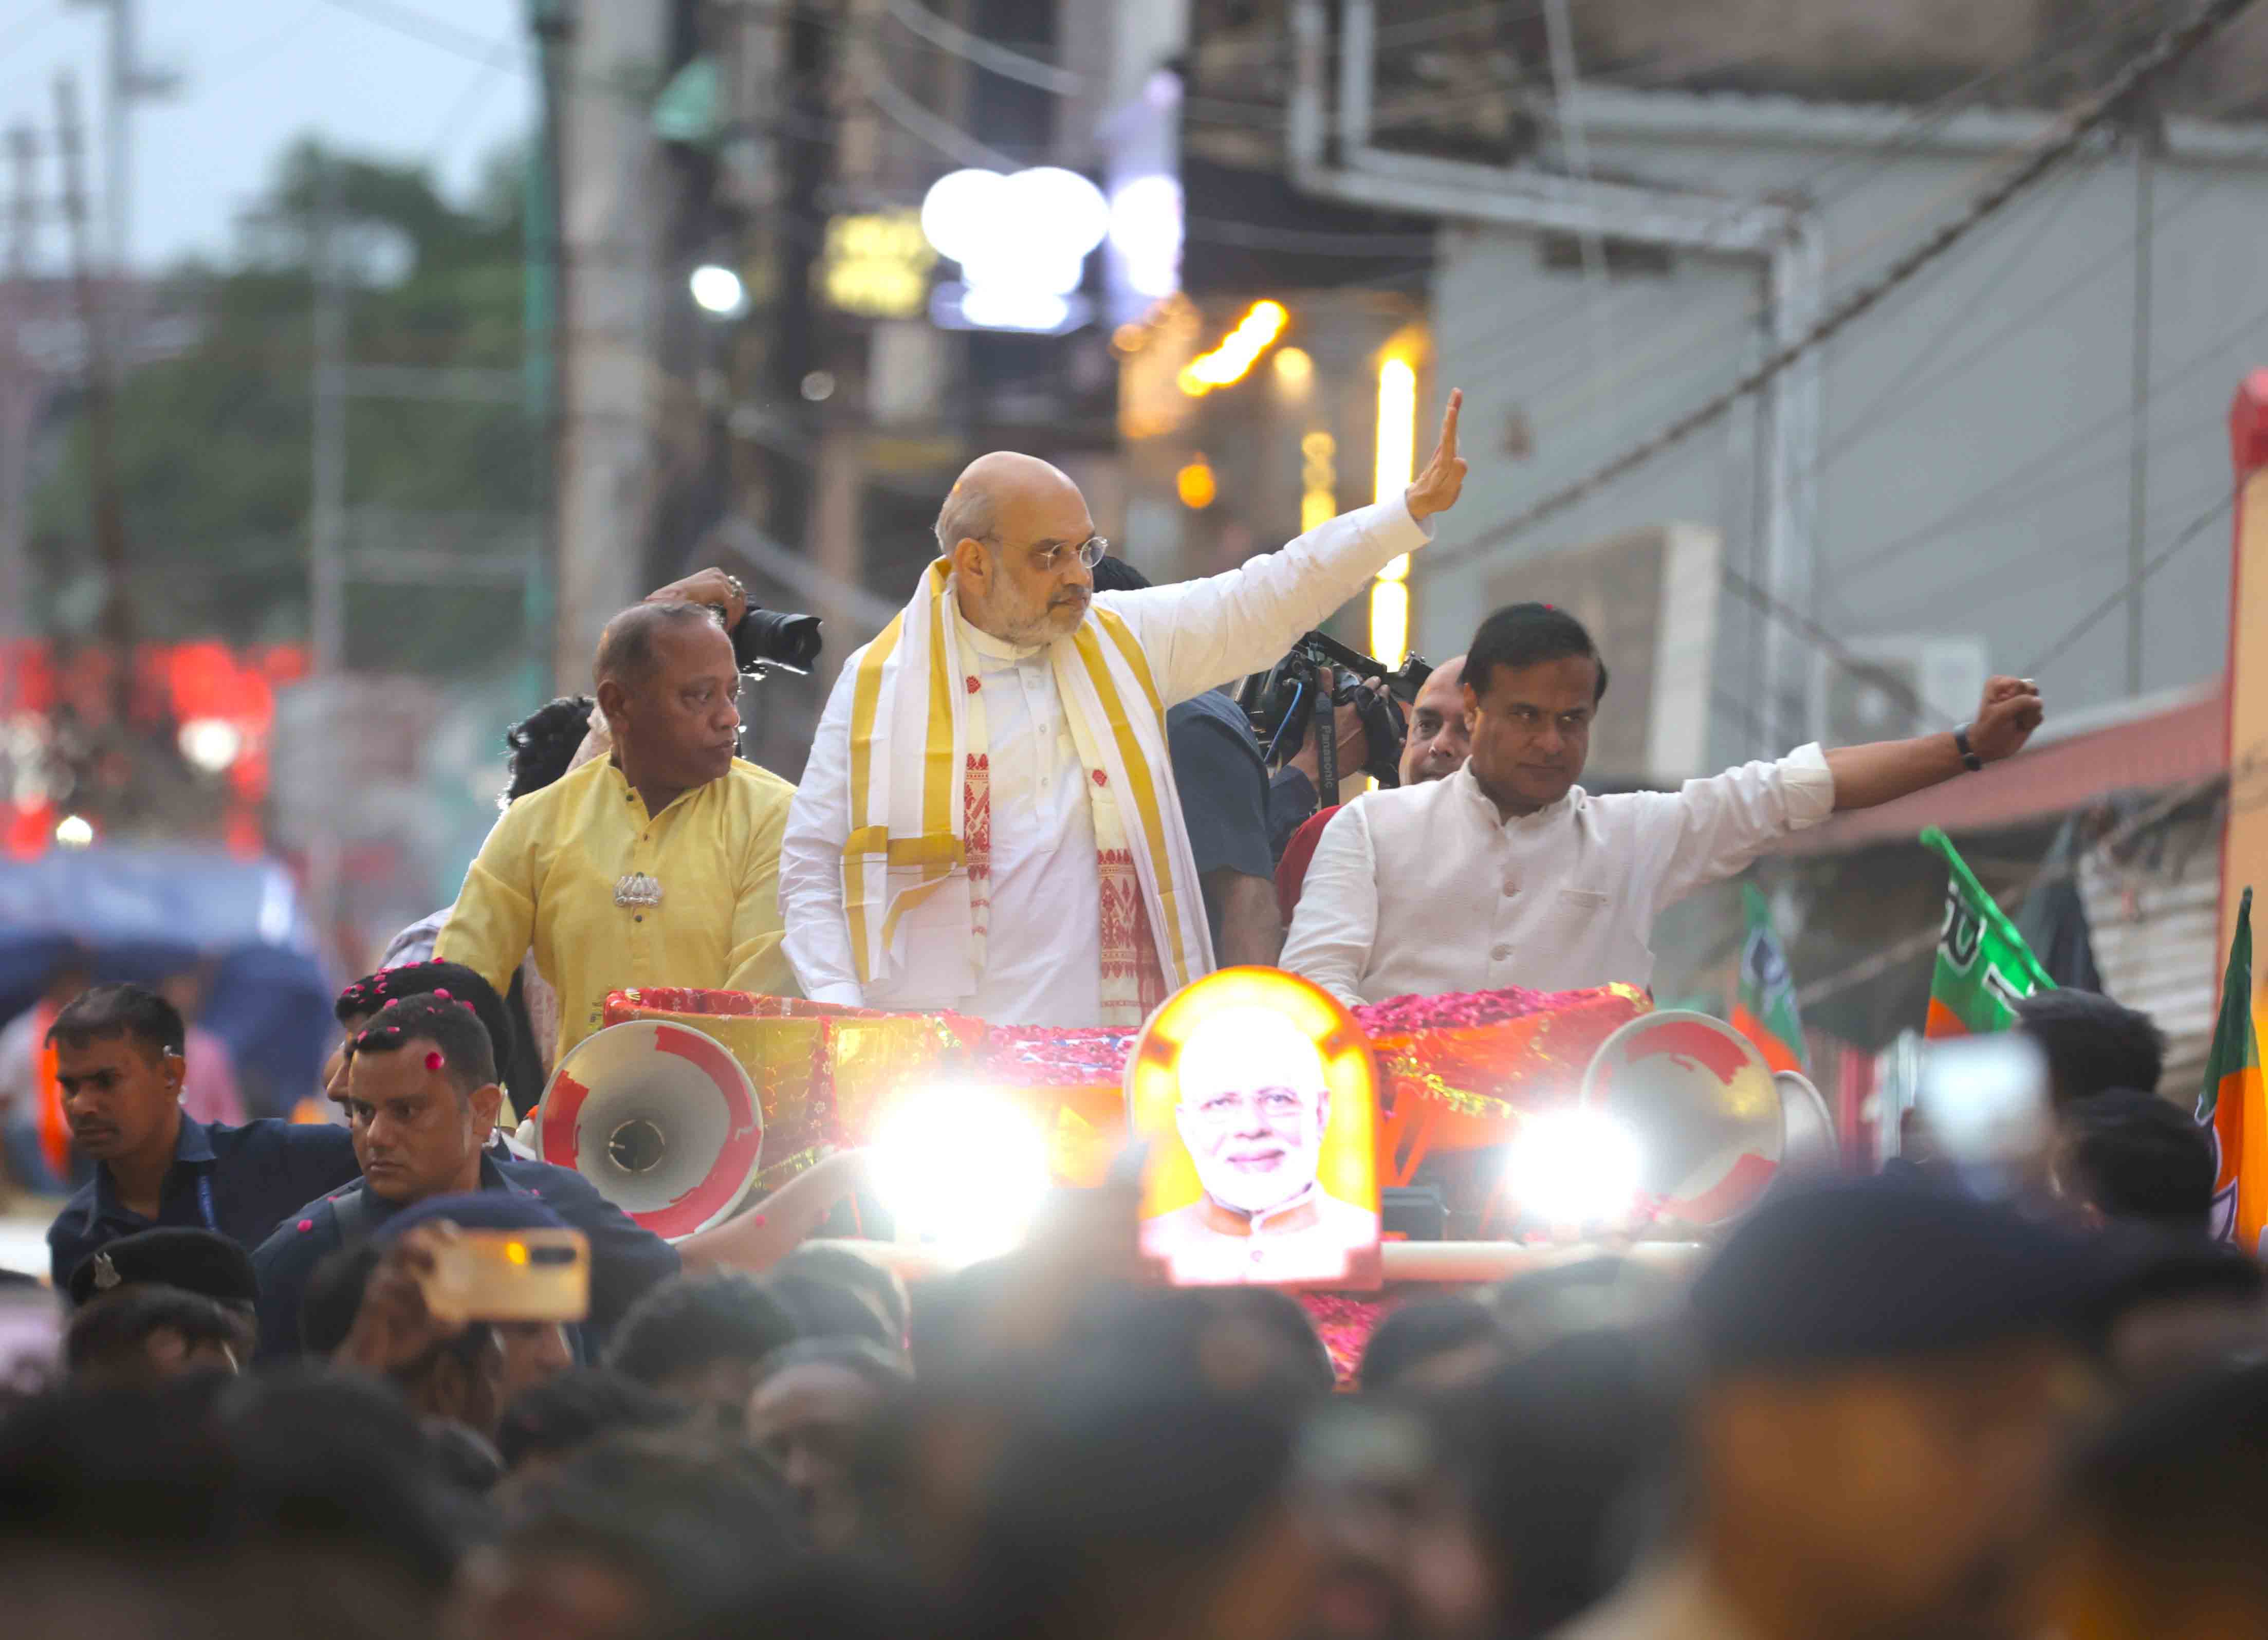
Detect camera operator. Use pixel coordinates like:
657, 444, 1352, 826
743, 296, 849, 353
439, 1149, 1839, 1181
435, 580, 813, 1061
1276, 655, 1468, 923
1264, 670, 1398, 859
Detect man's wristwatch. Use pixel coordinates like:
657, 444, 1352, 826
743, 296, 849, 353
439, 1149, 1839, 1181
1953, 725, 1984, 773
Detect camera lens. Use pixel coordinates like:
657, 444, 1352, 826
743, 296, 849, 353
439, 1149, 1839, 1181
739, 609, 823, 674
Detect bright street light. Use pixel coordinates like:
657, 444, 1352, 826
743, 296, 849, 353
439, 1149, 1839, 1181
177, 717, 243, 773
689, 262, 748, 318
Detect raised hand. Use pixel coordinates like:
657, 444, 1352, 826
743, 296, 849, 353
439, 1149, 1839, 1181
1968, 675, 2044, 762
648, 567, 749, 630
1404, 388, 1467, 522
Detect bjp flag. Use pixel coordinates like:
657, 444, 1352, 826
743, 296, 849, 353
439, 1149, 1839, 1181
1921, 827, 2054, 1037
1732, 881, 1806, 1074
2199, 888, 2268, 1251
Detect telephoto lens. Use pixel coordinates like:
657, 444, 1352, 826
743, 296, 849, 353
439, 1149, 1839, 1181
733, 607, 823, 675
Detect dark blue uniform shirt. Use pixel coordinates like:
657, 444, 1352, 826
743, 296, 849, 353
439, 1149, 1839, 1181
251, 1150, 680, 1360
47, 1115, 362, 1294
1167, 688, 1276, 951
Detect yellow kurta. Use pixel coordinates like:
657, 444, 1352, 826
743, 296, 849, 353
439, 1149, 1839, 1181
435, 755, 800, 1060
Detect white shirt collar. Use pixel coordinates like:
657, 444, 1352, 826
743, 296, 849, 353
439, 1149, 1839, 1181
1450, 761, 1581, 831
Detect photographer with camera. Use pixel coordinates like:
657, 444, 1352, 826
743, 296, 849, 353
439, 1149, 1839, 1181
1274, 654, 1469, 923
435, 581, 814, 1061
1262, 667, 1402, 859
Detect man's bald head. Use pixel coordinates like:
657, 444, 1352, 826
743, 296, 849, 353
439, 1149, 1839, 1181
1400, 654, 1471, 785
592, 602, 742, 804
595, 602, 725, 692
933, 451, 1083, 556
936, 451, 1099, 647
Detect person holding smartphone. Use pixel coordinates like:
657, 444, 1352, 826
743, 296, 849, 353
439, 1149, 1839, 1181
252, 994, 677, 1362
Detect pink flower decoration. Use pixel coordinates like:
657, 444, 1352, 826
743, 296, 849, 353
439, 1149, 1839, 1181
425, 1050, 445, 1072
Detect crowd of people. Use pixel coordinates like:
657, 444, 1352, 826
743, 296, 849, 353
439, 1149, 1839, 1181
4, 391, 2261, 1638
6, 997, 2267, 1640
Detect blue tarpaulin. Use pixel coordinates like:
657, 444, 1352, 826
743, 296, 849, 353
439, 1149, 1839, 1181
0, 849, 331, 1118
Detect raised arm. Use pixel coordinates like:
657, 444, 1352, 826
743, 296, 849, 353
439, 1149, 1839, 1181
1826, 675, 2043, 810
1106, 392, 1467, 705
778, 656, 868, 1008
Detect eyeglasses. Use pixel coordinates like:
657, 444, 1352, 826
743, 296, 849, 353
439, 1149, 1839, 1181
1032, 535, 1109, 572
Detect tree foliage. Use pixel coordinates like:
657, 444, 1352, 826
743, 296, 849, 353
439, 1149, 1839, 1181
32, 138, 539, 675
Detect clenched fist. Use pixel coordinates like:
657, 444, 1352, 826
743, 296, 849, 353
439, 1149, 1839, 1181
1968, 675, 2043, 763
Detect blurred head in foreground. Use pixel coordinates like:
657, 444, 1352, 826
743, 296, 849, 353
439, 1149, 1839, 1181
2013, 990, 2166, 1112
1581, 1174, 2107, 1640
452, 1431, 802, 1640
2039, 1362, 2268, 1640
745, 1337, 913, 1552
963, 1391, 1312, 1640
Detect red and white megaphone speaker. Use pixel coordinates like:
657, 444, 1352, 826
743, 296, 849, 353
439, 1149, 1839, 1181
1580, 1010, 1784, 1227
535, 1020, 764, 1242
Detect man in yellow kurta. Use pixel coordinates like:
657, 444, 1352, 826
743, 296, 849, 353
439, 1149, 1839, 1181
436, 601, 799, 1061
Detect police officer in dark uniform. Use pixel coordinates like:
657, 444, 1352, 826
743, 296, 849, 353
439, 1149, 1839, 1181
252, 993, 677, 1361
46, 984, 361, 1292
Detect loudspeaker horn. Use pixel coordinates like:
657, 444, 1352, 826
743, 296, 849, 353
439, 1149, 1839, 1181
1775, 1069, 1839, 1177
535, 1020, 764, 1242
1579, 1010, 1782, 1226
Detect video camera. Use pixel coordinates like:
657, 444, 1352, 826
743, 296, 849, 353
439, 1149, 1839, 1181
1239, 631, 1432, 790
726, 606, 823, 677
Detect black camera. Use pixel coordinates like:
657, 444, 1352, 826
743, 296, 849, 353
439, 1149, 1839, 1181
729, 606, 823, 676
1239, 631, 1432, 789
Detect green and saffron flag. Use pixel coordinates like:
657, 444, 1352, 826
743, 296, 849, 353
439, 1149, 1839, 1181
1733, 881, 1806, 1074
2199, 888, 2268, 1250
1921, 827, 2054, 1037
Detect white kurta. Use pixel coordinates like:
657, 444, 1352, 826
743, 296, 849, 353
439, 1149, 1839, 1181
1279, 749, 1835, 1005
779, 495, 1433, 1024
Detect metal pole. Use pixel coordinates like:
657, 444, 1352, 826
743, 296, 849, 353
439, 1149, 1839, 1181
54, 77, 133, 726
2125, 123, 2156, 699
525, 0, 569, 712
309, 154, 345, 953
106, 0, 130, 274
0, 127, 36, 660
1539, 0, 1617, 444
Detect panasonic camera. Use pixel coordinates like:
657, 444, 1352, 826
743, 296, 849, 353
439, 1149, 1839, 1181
1239, 632, 1432, 789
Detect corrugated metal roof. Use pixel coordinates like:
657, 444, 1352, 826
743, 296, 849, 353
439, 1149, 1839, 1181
2079, 825, 2222, 1102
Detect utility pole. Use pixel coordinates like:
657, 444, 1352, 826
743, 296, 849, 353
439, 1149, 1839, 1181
525, 0, 570, 712
554, 0, 668, 693
2125, 105, 2160, 700
0, 126, 38, 662
68, 0, 178, 274
308, 153, 346, 954
54, 76, 133, 733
